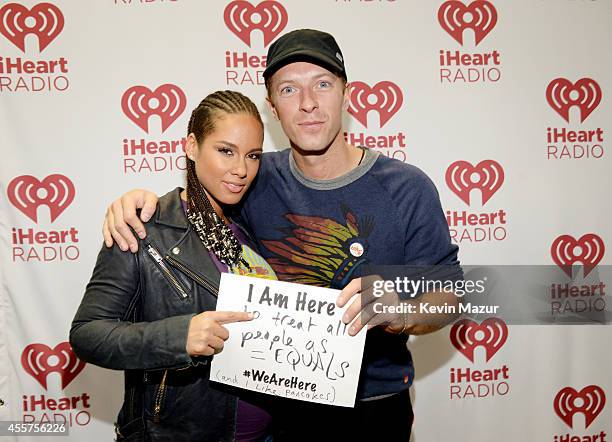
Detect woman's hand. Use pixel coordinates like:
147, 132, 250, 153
186, 311, 254, 356
102, 189, 159, 252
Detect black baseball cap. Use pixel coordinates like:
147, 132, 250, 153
263, 29, 347, 82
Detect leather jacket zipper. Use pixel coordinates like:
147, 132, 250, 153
127, 381, 135, 422
152, 370, 168, 423
165, 255, 219, 297
146, 244, 189, 299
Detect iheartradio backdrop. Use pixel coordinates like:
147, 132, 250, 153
0, 1, 610, 441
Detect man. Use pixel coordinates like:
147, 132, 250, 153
104, 29, 461, 440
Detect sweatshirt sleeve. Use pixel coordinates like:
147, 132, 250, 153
403, 171, 460, 268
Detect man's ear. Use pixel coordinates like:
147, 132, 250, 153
342, 82, 351, 111
185, 133, 198, 160
266, 96, 280, 121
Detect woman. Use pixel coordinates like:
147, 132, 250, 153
70, 90, 276, 441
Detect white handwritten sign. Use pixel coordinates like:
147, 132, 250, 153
210, 273, 367, 407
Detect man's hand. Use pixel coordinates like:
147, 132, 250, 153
337, 277, 460, 337
102, 189, 159, 252
186, 311, 254, 356
337, 277, 405, 336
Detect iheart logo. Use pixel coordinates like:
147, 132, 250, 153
0, 3, 64, 53
121, 84, 186, 134
224, 1, 288, 48
551, 234, 604, 278
22, 342, 86, 390
7, 174, 75, 223
554, 386, 606, 429
546, 78, 602, 123
450, 317, 507, 363
438, 0, 497, 46
445, 160, 503, 206
348, 81, 403, 128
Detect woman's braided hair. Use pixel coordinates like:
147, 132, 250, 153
186, 90, 262, 269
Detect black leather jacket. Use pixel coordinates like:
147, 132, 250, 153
70, 188, 238, 441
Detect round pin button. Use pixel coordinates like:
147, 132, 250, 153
349, 242, 364, 257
